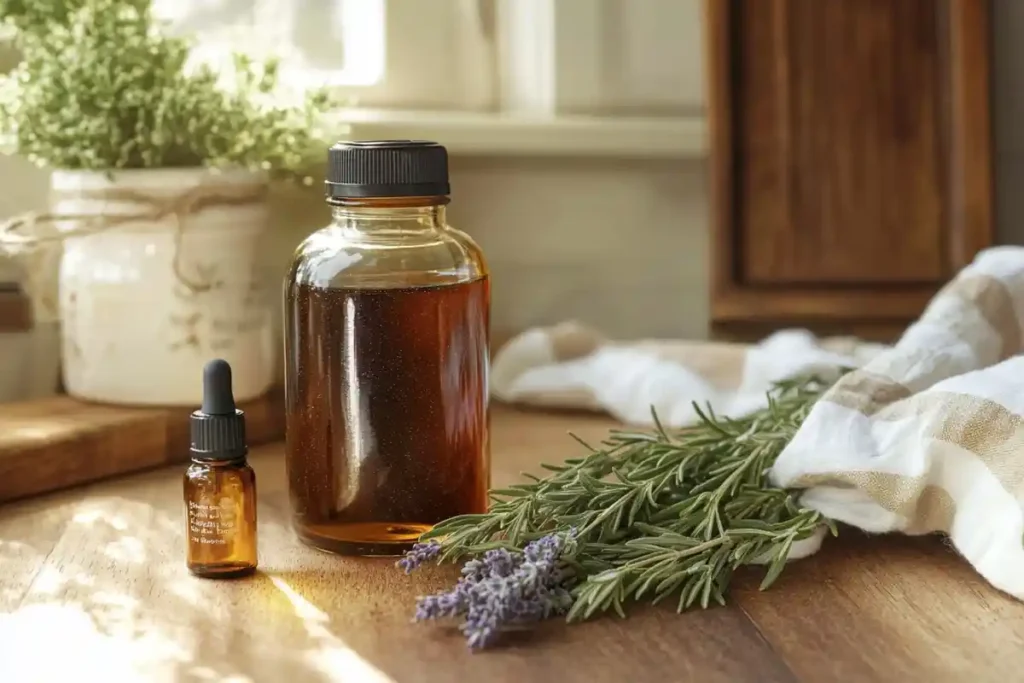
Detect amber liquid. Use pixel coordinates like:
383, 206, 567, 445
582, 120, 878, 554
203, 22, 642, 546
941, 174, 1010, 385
284, 277, 490, 555
183, 461, 258, 578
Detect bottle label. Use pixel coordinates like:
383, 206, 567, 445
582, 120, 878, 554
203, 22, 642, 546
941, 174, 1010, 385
187, 497, 238, 545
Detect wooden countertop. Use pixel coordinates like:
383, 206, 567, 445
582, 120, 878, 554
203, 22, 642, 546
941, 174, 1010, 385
1, 405, 1022, 682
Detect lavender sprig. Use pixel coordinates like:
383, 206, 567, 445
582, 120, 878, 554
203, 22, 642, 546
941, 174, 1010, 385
406, 530, 577, 650
397, 541, 442, 574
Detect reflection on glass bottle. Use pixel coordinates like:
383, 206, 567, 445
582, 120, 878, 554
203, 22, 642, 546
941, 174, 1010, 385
283, 140, 491, 557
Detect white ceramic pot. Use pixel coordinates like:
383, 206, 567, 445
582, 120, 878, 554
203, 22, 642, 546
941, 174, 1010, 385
53, 168, 275, 406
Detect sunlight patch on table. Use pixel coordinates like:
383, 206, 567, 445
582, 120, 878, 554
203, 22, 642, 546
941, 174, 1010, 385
270, 575, 396, 683
0, 602, 190, 682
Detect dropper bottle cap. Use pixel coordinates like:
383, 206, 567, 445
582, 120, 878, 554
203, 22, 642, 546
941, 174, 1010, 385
190, 359, 247, 462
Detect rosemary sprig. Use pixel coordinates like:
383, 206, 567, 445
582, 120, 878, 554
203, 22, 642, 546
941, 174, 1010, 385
413, 373, 841, 631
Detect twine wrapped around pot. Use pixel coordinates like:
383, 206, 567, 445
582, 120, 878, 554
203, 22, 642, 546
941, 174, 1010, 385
0, 179, 269, 323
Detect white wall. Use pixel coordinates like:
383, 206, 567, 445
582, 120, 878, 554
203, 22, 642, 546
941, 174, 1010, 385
449, 157, 708, 340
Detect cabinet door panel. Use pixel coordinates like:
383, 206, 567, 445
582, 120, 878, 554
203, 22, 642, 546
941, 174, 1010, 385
738, 0, 946, 285
707, 0, 993, 336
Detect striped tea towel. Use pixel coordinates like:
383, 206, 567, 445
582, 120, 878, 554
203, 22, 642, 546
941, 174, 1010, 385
492, 322, 886, 425
490, 245, 1024, 600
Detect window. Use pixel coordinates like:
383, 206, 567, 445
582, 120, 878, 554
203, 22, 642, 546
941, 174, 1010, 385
153, 0, 498, 111
495, 0, 703, 116
152, 0, 703, 117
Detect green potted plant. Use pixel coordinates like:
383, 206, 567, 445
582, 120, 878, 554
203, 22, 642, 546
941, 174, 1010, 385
0, 0, 336, 405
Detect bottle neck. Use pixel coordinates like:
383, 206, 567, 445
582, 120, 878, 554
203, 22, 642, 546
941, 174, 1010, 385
328, 197, 449, 234
190, 455, 248, 468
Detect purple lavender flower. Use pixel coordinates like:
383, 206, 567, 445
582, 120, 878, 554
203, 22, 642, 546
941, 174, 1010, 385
412, 529, 578, 650
397, 540, 442, 574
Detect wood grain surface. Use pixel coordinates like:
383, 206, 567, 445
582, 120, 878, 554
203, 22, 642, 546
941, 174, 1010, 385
737, 0, 946, 285
0, 405, 1021, 682
0, 391, 284, 503
706, 0, 993, 335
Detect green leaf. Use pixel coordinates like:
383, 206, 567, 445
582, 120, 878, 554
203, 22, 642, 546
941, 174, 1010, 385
759, 536, 795, 591
489, 488, 532, 498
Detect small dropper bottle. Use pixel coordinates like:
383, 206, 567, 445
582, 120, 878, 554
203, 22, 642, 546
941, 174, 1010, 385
183, 359, 258, 578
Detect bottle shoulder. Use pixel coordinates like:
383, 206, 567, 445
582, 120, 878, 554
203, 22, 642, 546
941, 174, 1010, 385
288, 223, 488, 290
184, 460, 255, 487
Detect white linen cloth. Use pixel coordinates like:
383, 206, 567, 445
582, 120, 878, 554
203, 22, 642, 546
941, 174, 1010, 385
490, 246, 1024, 600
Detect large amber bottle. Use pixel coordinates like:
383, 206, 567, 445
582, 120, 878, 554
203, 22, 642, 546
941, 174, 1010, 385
283, 140, 490, 556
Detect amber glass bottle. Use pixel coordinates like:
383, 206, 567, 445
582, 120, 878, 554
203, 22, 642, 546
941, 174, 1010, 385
283, 140, 490, 556
184, 359, 258, 577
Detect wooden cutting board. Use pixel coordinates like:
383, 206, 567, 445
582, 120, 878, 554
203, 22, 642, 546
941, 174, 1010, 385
0, 389, 284, 503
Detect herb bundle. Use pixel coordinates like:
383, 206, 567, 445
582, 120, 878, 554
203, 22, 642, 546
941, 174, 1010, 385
400, 374, 840, 649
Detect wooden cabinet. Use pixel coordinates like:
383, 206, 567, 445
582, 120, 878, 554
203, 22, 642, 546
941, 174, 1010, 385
706, 0, 993, 341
